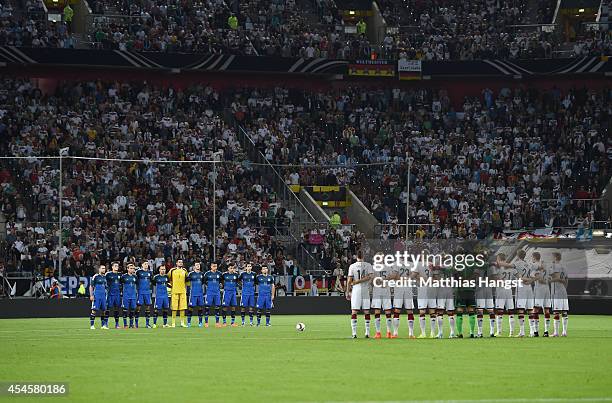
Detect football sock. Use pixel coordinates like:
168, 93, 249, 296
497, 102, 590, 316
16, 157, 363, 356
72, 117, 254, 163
456, 314, 464, 335
448, 315, 455, 337
162, 310, 168, 325
153, 309, 158, 325
554, 313, 560, 334
385, 313, 392, 333
374, 314, 381, 333
204, 307, 209, 323
171, 310, 177, 326
265, 311, 270, 325
544, 313, 550, 332
230, 310, 235, 325
215, 307, 220, 323
187, 309, 192, 325
179, 310, 186, 324
129, 311, 134, 327
104, 310, 110, 327
419, 314, 426, 335
114, 311, 120, 326
123, 309, 128, 327
351, 314, 357, 336
496, 314, 503, 334
145, 307, 150, 326
134, 310, 139, 327
437, 315, 444, 337
468, 314, 476, 335
562, 314, 568, 334
392, 313, 400, 335
477, 314, 483, 335
430, 315, 437, 336
199, 309, 204, 325
249, 310, 254, 323
489, 314, 495, 335
509, 314, 515, 334
90, 310, 95, 327
407, 313, 415, 336
364, 314, 371, 336
519, 314, 525, 334
257, 310, 262, 325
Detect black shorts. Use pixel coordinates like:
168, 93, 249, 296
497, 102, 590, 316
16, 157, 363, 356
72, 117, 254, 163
455, 290, 476, 308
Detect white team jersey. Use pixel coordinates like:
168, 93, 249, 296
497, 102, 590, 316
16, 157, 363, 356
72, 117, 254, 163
348, 261, 373, 295
474, 265, 492, 295
533, 262, 551, 297
550, 262, 569, 298
372, 265, 392, 298
392, 264, 413, 297
413, 262, 430, 298
514, 258, 534, 298
495, 263, 516, 287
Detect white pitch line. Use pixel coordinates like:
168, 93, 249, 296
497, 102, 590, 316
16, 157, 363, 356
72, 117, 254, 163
311, 399, 612, 403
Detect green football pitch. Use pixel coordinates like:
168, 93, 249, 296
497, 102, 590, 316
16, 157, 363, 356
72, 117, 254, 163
1, 315, 611, 403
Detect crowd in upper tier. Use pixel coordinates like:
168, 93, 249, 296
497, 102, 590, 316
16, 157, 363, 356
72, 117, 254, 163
1, 0, 611, 59
235, 84, 611, 239
1, 77, 610, 277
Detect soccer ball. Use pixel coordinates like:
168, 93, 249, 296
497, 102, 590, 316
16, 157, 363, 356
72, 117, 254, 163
295, 322, 305, 331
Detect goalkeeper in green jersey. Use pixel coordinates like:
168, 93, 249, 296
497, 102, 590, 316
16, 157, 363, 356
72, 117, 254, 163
455, 260, 478, 338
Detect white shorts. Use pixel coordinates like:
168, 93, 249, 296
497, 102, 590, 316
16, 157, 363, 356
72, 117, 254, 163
351, 289, 371, 311
476, 298, 494, 309
552, 298, 569, 311
495, 289, 515, 310
534, 287, 551, 308
436, 287, 454, 311
516, 286, 534, 310
393, 296, 415, 310
516, 298, 535, 310
437, 297, 455, 311
534, 285, 551, 307
371, 297, 392, 311
417, 298, 431, 310
426, 287, 439, 309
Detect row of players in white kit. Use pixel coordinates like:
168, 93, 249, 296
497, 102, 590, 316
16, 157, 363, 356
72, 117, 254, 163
345, 250, 569, 339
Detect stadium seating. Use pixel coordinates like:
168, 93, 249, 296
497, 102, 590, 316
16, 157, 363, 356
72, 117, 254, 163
0, 79, 295, 275
2, 0, 610, 59
236, 84, 611, 239
1, 78, 609, 277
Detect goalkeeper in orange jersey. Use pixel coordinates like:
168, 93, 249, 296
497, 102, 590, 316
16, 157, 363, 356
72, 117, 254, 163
167, 259, 188, 328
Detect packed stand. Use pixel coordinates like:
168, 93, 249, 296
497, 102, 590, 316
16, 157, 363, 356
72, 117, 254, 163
87, 0, 258, 54
570, 30, 612, 57
0, 0, 75, 48
299, 218, 363, 273
0, 78, 297, 275
233, 84, 611, 240
379, 0, 564, 60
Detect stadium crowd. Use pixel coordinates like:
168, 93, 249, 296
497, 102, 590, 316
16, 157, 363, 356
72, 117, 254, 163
0, 78, 610, 278
0, 1, 76, 48
236, 84, 611, 239
0, 78, 295, 277
2, 0, 610, 59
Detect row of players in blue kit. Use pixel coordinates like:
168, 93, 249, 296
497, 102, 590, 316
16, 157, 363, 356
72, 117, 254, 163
89, 260, 276, 329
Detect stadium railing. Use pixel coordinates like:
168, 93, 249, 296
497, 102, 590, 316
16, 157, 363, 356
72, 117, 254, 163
373, 223, 437, 240
235, 124, 327, 273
